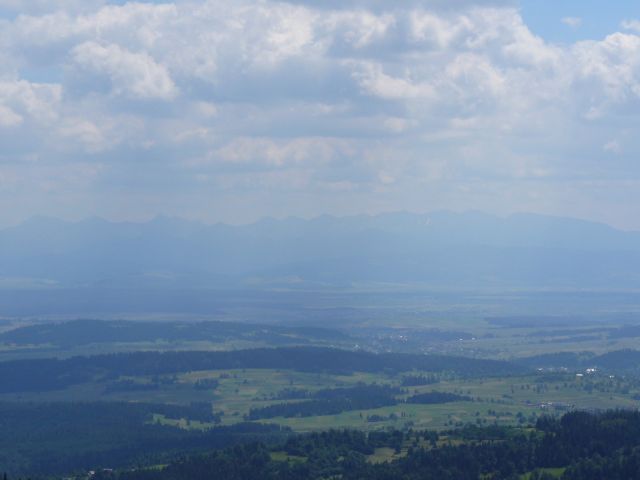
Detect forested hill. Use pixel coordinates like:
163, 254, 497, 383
88, 410, 640, 480
0, 402, 288, 477
0, 319, 349, 348
517, 349, 640, 374
0, 347, 527, 393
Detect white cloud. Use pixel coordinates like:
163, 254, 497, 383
57, 118, 107, 153
562, 17, 582, 29
604, 140, 622, 154
621, 19, 640, 33
0, 80, 61, 124
572, 33, 640, 103
193, 102, 218, 118
353, 62, 436, 100
1, 0, 640, 226
71, 42, 177, 100
210, 137, 350, 168
0, 105, 22, 127
0, 0, 105, 14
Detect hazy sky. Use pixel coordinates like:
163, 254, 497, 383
1, 0, 640, 228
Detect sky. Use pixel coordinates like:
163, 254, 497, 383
1, 0, 640, 228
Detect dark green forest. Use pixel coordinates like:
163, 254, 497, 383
0, 320, 349, 348
0, 402, 288, 476
4, 409, 640, 479
3, 336, 640, 479
0, 346, 526, 393
245, 385, 402, 420
111, 411, 640, 480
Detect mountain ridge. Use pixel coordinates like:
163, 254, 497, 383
1, 210, 640, 290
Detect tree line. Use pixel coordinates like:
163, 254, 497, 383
108, 410, 640, 480
246, 386, 472, 420
0, 346, 527, 394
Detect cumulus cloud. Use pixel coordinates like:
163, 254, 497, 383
0, 0, 106, 14
0, 105, 22, 127
353, 63, 436, 100
572, 33, 640, 103
1, 0, 640, 227
0, 80, 61, 124
71, 41, 178, 100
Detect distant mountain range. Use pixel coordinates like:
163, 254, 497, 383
1, 211, 640, 290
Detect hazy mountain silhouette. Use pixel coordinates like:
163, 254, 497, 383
1, 211, 640, 290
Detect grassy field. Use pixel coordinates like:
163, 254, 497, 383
2, 313, 639, 435
209, 369, 640, 431
2, 364, 637, 434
